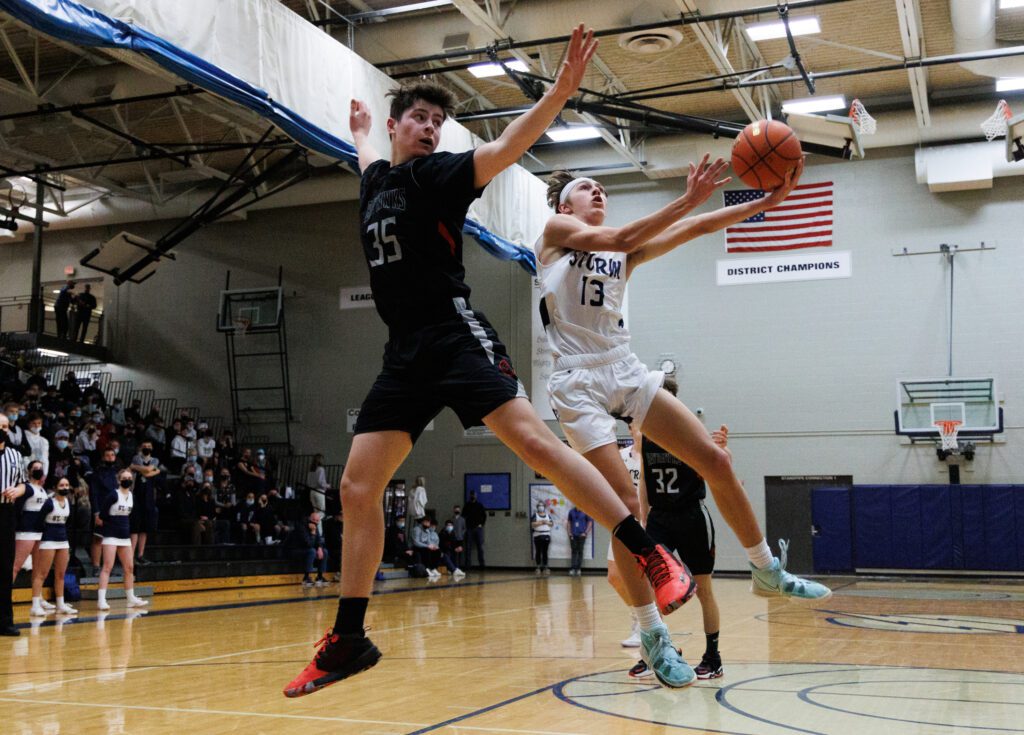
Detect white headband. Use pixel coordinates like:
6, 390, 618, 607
558, 177, 598, 206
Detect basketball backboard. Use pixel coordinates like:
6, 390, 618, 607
81, 231, 171, 284
895, 377, 1003, 442
217, 287, 283, 332
1007, 112, 1024, 162
785, 112, 864, 160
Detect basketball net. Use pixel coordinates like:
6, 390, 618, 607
934, 420, 962, 453
849, 99, 876, 136
232, 316, 251, 337
980, 100, 1012, 141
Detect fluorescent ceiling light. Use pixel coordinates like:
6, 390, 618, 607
545, 126, 603, 142
746, 16, 820, 42
468, 59, 529, 78
996, 77, 1024, 92
38, 348, 68, 357
999, 0, 1024, 9
782, 95, 847, 114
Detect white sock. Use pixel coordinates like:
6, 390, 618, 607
745, 539, 774, 570
97, 589, 107, 604
125, 587, 136, 600
633, 603, 662, 632
56, 596, 65, 607
32, 596, 42, 607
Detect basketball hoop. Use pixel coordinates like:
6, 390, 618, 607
980, 100, 1012, 142
231, 316, 251, 337
934, 420, 962, 453
848, 99, 876, 136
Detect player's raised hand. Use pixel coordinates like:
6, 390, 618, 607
683, 154, 732, 208
349, 99, 372, 137
550, 24, 598, 101
763, 158, 804, 207
711, 425, 729, 448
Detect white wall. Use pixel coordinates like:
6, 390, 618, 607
2, 147, 1022, 570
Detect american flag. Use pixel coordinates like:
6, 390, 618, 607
723, 181, 834, 253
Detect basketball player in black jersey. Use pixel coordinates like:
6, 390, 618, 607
639, 377, 726, 679
285, 25, 698, 698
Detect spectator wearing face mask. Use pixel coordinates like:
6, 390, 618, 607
297, 512, 329, 587
2, 404, 25, 455
73, 422, 98, 470
109, 398, 126, 428
236, 492, 259, 544
385, 514, 414, 568
439, 519, 466, 580
97, 469, 148, 610
451, 505, 467, 569
12, 460, 48, 589
255, 493, 284, 545
411, 515, 442, 580
30, 477, 77, 617
169, 421, 188, 474
129, 441, 161, 566
23, 412, 48, 476
197, 429, 216, 461
49, 429, 74, 487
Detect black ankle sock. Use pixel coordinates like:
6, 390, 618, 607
705, 631, 720, 659
612, 515, 655, 556
334, 597, 369, 636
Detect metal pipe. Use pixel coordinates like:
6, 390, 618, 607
28, 178, 44, 334
375, 0, 855, 69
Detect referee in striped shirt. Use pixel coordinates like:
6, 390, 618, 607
1, 413, 28, 635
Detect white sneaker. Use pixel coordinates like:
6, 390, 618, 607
97, 600, 111, 611
56, 603, 78, 615
426, 569, 439, 580
452, 569, 466, 581
29, 604, 49, 617
40, 599, 56, 611
314, 579, 327, 588
621, 617, 642, 648
126, 596, 149, 607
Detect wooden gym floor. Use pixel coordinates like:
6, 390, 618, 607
1, 571, 1022, 734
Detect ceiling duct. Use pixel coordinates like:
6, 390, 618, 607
618, 2, 684, 55
949, 0, 1024, 79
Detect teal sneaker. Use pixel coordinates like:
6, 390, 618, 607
750, 539, 832, 603
639, 624, 696, 689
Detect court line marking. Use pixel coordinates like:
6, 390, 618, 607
1, 578, 549, 695
0, 695, 429, 727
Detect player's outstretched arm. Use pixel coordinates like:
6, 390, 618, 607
349, 99, 382, 172
472, 24, 597, 188
628, 159, 803, 273
539, 154, 728, 262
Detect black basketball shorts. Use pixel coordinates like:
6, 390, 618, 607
354, 310, 527, 442
646, 502, 716, 576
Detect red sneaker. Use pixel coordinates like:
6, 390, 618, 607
634, 545, 697, 615
283, 629, 381, 698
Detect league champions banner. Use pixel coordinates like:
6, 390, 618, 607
529, 483, 594, 561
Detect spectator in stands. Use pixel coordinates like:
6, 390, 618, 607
23, 412, 48, 475
125, 399, 143, 427
119, 423, 138, 462
59, 371, 81, 406
130, 441, 160, 566
236, 491, 259, 544
48, 429, 74, 488
145, 418, 167, 458
439, 519, 466, 580
219, 429, 238, 464
3, 403, 25, 456
96, 468, 148, 610
255, 493, 283, 545
25, 366, 48, 393
54, 280, 75, 340
208, 473, 233, 544
72, 283, 97, 343
197, 429, 216, 461
567, 505, 592, 577
83, 380, 106, 409
182, 418, 197, 445
40, 387, 61, 416
183, 450, 203, 484
464, 491, 487, 570
214, 469, 236, 508
255, 448, 276, 488
308, 454, 328, 518
109, 398, 125, 429
73, 422, 97, 470
410, 475, 428, 522
235, 448, 265, 496
168, 421, 188, 474
412, 515, 444, 580
385, 514, 413, 568
297, 511, 328, 588
30, 477, 76, 617
451, 505, 467, 569
195, 485, 216, 546
89, 447, 120, 576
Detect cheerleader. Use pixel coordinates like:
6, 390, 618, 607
97, 469, 148, 610
12, 460, 49, 591
30, 477, 76, 616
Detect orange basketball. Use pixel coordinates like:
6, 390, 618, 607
730, 120, 802, 190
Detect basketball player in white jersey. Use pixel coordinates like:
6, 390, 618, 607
536, 158, 831, 644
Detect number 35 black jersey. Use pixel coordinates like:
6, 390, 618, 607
359, 151, 483, 336
641, 436, 707, 510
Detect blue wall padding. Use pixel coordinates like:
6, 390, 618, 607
811, 486, 853, 573
982, 485, 1017, 571
918, 485, 954, 569
959, 485, 989, 570
852, 485, 893, 569
890, 485, 923, 569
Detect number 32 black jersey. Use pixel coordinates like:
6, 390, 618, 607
641, 436, 706, 510
359, 151, 483, 336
